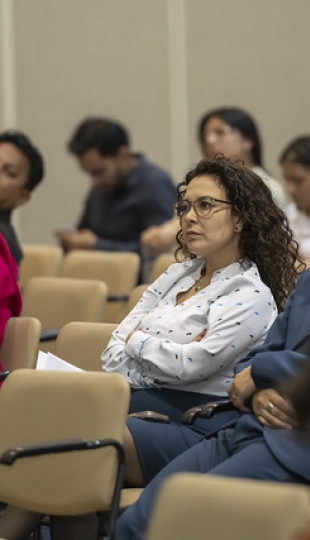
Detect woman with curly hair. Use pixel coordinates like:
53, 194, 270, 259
102, 156, 302, 422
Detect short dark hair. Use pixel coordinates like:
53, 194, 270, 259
175, 155, 303, 312
68, 117, 130, 157
0, 130, 44, 191
198, 107, 263, 167
279, 135, 310, 169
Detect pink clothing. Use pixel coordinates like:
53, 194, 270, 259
0, 233, 22, 348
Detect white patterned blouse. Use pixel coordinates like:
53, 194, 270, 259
101, 257, 277, 396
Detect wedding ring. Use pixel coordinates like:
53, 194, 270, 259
266, 402, 274, 414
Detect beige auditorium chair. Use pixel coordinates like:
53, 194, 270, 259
0, 316, 42, 372
55, 321, 117, 371
54, 321, 143, 510
21, 277, 108, 353
148, 253, 175, 283
59, 250, 140, 323
0, 369, 130, 540
146, 473, 310, 540
19, 244, 63, 291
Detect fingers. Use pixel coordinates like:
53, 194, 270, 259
257, 413, 293, 429
228, 367, 256, 410
253, 389, 296, 429
229, 393, 251, 412
192, 328, 207, 342
269, 392, 295, 419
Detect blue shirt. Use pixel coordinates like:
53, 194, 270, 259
77, 154, 177, 254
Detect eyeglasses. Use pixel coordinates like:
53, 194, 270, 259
204, 126, 235, 140
175, 196, 232, 219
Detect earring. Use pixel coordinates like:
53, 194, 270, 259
234, 226, 242, 233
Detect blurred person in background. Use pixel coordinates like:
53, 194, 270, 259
0, 130, 44, 265
55, 117, 176, 281
141, 106, 286, 259
280, 135, 310, 264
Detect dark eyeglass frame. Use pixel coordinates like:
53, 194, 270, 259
175, 196, 232, 219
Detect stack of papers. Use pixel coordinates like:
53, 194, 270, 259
36, 351, 85, 372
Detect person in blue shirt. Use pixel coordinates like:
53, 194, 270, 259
55, 118, 176, 268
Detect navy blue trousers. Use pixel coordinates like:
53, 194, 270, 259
116, 415, 305, 540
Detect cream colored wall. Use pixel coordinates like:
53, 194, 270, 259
0, 0, 310, 244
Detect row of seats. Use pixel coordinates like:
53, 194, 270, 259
19, 245, 175, 290
18, 247, 175, 332
19, 248, 141, 325
1, 318, 310, 539
0, 318, 141, 510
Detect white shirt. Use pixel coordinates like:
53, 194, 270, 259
286, 203, 310, 258
102, 258, 277, 396
252, 166, 287, 210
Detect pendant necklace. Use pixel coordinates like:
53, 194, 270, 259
195, 267, 207, 292
195, 281, 204, 292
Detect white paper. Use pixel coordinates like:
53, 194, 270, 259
36, 350, 85, 372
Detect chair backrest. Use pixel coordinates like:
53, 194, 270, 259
21, 277, 108, 328
120, 284, 148, 319
21, 277, 108, 352
0, 369, 130, 518
59, 250, 140, 323
19, 244, 63, 290
55, 321, 117, 371
149, 253, 175, 283
0, 317, 42, 371
146, 473, 310, 540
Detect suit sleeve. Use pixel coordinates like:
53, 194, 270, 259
235, 271, 310, 389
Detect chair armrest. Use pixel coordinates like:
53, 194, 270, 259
0, 371, 10, 382
128, 410, 170, 423
0, 437, 124, 466
40, 329, 60, 342
181, 399, 235, 425
107, 295, 129, 302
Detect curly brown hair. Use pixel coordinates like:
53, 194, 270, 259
175, 155, 304, 312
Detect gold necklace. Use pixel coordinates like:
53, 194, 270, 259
195, 271, 208, 292
195, 281, 205, 292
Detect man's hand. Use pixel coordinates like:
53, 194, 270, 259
252, 388, 296, 429
55, 229, 97, 251
140, 219, 178, 253
228, 366, 256, 412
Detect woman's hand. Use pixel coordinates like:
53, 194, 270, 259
192, 328, 207, 342
125, 329, 139, 343
252, 388, 296, 429
228, 366, 256, 412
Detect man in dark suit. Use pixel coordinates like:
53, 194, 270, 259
116, 269, 310, 540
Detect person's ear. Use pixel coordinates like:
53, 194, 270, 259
14, 189, 31, 209
233, 216, 243, 233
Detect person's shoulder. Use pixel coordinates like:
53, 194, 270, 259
0, 233, 19, 278
136, 154, 174, 183
232, 260, 274, 297
252, 166, 287, 209
296, 268, 310, 287
285, 202, 297, 217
